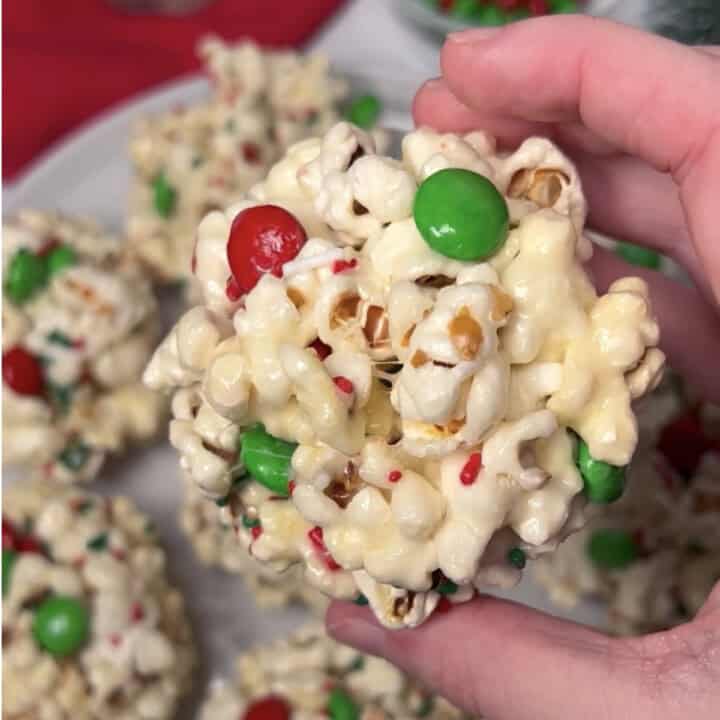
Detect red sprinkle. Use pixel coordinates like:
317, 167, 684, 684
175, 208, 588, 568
112, 548, 127, 562
2, 517, 18, 550
242, 142, 261, 165
16, 536, 43, 554
308, 526, 341, 571
225, 275, 243, 301
243, 696, 292, 720
460, 452, 483, 486
251, 525, 263, 541
130, 602, 145, 623
387, 470, 402, 483
72, 556, 86, 569
436, 597, 453, 614
528, 0, 550, 14
331, 258, 358, 274
288, 480, 296, 495
309, 338, 332, 360
109, 633, 122, 647
438, 0, 454, 11
333, 376, 354, 394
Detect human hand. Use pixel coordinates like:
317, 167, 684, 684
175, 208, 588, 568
328, 17, 720, 720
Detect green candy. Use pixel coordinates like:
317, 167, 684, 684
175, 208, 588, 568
345, 94, 381, 130
3, 549, 17, 596
240, 425, 297, 496
476, 5, 508, 25
615, 242, 662, 270
46, 245, 77, 276
508, 8, 531, 21
436, 579, 458, 595
549, 0, 578, 12
413, 169, 509, 261
450, 0, 483, 20
587, 528, 638, 570
5, 249, 47, 303
353, 594, 369, 606
576, 439, 626, 503
32, 595, 89, 657
152, 173, 177, 218
328, 687, 359, 720
507, 547, 526, 570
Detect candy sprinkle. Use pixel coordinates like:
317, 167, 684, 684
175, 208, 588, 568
308, 526, 342, 571
332, 258, 358, 274
309, 338, 332, 360
460, 452, 482, 485
387, 470, 402, 483
251, 525, 263, 541
333, 376, 354, 394
507, 547, 526, 569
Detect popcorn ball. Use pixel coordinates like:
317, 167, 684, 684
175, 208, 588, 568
199, 623, 464, 720
3, 210, 164, 483
180, 474, 328, 612
145, 122, 664, 628
127, 36, 349, 287
534, 378, 720, 635
2, 481, 194, 719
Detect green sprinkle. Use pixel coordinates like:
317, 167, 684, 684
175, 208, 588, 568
215, 495, 230, 508
152, 173, 177, 218
353, 594, 369, 606
3, 549, 17, 596
47, 330, 75, 347
242, 515, 260, 529
191, 155, 205, 168
615, 242, 662, 270
417, 696, 435, 718
328, 687, 359, 720
47, 383, 74, 414
76, 500, 93, 514
345, 94, 381, 130
508, 547, 526, 569
58, 441, 90, 471
86, 533, 108, 552
348, 656, 365, 672
436, 579, 458, 595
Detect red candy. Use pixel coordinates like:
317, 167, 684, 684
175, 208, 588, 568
387, 470, 402, 483
459, 452, 483, 485
333, 376, 354, 394
243, 696, 292, 720
2, 517, 19, 549
308, 526, 341, 571
658, 410, 714, 479
528, 0, 550, 15
15, 536, 43, 554
227, 205, 307, 295
3, 346, 45, 397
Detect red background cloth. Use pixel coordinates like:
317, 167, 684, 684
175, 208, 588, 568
2, 0, 346, 180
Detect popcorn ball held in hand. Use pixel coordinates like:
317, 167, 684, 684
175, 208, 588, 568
145, 122, 665, 628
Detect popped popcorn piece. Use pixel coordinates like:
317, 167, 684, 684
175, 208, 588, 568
147, 123, 663, 628
199, 624, 465, 720
2, 210, 164, 483
2, 481, 194, 719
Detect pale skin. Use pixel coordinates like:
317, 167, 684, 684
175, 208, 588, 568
327, 17, 720, 720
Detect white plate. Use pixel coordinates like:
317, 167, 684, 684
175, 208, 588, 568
3, 71, 605, 718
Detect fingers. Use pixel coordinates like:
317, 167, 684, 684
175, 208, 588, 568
440, 17, 720, 179
327, 597, 657, 720
589, 246, 720, 403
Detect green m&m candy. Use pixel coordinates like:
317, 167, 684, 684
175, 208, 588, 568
587, 528, 638, 570
32, 595, 89, 656
46, 245, 77, 276
240, 424, 297, 497
5, 249, 47, 304
576, 439, 626, 503
152, 173, 177, 218
615, 242, 661, 270
549, 0, 578, 13
413, 169, 509, 261
2, 548, 16, 596
476, 4, 507, 25
345, 94, 381, 130
328, 687, 359, 720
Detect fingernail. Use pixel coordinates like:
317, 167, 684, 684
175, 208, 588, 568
447, 27, 502, 45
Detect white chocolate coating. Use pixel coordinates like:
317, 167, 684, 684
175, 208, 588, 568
3, 210, 164, 483
2, 481, 194, 719
146, 124, 663, 628
199, 624, 465, 720
127, 36, 348, 287
534, 378, 720, 635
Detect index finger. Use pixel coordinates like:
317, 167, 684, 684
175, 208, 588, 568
438, 17, 720, 182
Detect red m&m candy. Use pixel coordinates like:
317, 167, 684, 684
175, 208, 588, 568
3, 346, 44, 396
243, 695, 292, 720
227, 205, 307, 295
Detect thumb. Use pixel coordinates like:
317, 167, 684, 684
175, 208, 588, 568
327, 595, 656, 720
